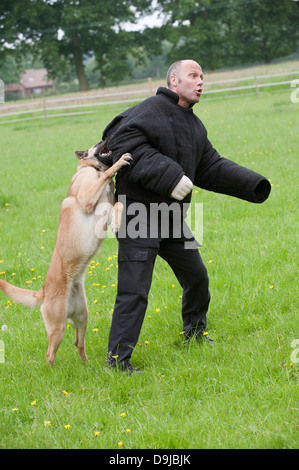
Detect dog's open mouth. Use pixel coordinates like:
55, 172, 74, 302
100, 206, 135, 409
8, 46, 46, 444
94, 140, 112, 159
94, 139, 113, 166
99, 147, 112, 158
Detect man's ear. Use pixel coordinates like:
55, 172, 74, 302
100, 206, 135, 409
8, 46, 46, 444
170, 74, 178, 89
75, 151, 84, 159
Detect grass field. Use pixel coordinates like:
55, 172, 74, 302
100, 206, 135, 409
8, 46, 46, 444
0, 85, 298, 450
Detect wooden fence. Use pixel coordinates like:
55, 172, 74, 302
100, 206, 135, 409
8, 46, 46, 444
0, 70, 298, 125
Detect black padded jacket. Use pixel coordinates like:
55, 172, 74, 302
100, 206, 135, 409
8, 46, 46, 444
102, 87, 271, 206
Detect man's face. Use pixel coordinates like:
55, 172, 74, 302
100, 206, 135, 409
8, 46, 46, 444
170, 60, 204, 108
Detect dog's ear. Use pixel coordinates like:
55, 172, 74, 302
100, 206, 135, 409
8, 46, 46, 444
75, 151, 85, 159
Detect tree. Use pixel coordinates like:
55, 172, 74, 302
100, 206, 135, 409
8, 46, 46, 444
228, 0, 299, 64
157, 0, 299, 69
0, 0, 153, 91
158, 0, 230, 70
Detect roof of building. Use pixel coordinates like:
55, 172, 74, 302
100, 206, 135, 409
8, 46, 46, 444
20, 69, 54, 89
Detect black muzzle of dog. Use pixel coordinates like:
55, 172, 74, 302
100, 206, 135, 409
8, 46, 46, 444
94, 137, 114, 167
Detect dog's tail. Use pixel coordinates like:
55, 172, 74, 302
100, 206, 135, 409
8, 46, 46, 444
0, 280, 44, 309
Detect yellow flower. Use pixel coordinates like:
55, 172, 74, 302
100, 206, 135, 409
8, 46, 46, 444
94, 431, 100, 437
203, 332, 208, 336
31, 400, 36, 406
12, 408, 18, 412
118, 441, 124, 447
64, 424, 71, 429
44, 420, 51, 427
92, 328, 98, 332
155, 308, 160, 313
269, 285, 274, 289
126, 429, 131, 434
144, 341, 149, 345
120, 413, 126, 418
62, 390, 68, 396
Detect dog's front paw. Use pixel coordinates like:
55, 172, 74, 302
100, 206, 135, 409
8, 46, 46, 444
119, 153, 132, 166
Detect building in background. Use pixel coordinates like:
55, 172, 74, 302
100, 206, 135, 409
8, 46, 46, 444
4, 69, 55, 98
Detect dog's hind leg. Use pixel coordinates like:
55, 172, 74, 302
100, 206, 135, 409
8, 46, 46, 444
74, 320, 88, 363
71, 284, 88, 363
110, 201, 124, 234
41, 298, 67, 367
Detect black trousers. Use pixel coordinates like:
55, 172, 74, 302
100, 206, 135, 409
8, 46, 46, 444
107, 199, 210, 365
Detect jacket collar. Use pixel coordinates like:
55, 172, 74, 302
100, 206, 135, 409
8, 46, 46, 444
156, 87, 195, 109
156, 87, 180, 104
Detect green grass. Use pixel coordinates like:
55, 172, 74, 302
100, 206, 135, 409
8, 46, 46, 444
0, 88, 298, 449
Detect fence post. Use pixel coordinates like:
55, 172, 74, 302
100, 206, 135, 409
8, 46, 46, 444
148, 77, 154, 96
43, 98, 48, 119
254, 75, 259, 95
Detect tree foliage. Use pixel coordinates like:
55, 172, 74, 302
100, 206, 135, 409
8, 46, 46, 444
0, 0, 298, 89
0, 0, 153, 90
159, 0, 299, 69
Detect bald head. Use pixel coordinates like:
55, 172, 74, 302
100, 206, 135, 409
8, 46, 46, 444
166, 60, 204, 107
167, 60, 202, 88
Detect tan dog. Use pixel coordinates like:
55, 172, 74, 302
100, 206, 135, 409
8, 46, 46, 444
0, 142, 131, 366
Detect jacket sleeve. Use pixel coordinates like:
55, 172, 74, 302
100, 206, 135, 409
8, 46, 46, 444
107, 113, 184, 198
194, 138, 271, 203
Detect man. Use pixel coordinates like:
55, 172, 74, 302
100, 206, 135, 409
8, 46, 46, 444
102, 60, 271, 374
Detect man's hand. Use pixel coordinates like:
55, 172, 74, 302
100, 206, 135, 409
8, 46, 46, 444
171, 175, 193, 200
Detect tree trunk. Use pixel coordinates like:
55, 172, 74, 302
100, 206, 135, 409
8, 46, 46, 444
71, 31, 89, 91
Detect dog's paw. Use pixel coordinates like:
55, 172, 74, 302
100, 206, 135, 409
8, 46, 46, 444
119, 153, 132, 166
110, 222, 120, 234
